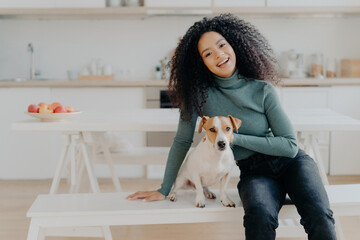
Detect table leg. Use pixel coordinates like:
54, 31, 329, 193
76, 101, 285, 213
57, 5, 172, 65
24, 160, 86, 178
50, 134, 71, 194
102, 226, 113, 240
96, 132, 122, 192
79, 132, 100, 193
27, 220, 42, 240
69, 135, 78, 193
74, 146, 85, 193
310, 134, 329, 185
298, 132, 329, 185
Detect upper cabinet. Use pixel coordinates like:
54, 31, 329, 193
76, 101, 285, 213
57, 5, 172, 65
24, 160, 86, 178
145, 0, 211, 7
213, 0, 265, 7
0, 0, 106, 8
0, 0, 56, 8
1, 0, 360, 18
267, 0, 360, 7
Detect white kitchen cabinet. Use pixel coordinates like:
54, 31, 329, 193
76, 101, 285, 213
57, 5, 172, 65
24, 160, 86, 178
50, 87, 145, 114
0, 88, 53, 179
0, 0, 105, 8
145, 0, 212, 7
267, 0, 360, 7
50, 87, 146, 178
280, 87, 332, 173
55, 0, 106, 8
0, 0, 56, 8
1, 87, 146, 179
329, 86, 360, 175
214, 0, 265, 7
280, 87, 332, 110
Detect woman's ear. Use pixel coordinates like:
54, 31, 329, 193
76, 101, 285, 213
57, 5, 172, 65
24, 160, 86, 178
198, 116, 209, 133
227, 115, 242, 133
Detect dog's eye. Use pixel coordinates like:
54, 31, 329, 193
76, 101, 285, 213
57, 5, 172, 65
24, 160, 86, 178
226, 127, 231, 131
209, 128, 216, 132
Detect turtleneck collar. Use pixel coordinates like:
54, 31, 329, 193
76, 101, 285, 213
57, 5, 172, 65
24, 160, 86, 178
213, 69, 245, 89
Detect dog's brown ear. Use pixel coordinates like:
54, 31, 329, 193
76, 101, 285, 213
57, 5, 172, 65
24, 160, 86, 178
198, 116, 209, 133
227, 115, 242, 133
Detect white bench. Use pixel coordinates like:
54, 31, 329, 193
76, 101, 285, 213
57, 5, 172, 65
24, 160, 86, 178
27, 184, 360, 240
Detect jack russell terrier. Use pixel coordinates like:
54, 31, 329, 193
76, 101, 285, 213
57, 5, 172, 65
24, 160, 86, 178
169, 115, 242, 208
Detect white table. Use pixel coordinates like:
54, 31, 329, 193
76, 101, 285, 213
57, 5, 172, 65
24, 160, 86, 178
12, 108, 360, 193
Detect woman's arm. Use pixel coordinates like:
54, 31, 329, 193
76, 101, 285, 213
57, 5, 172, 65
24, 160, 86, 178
126, 111, 197, 201
233, 83, 298, 158
157, 112, 198, 196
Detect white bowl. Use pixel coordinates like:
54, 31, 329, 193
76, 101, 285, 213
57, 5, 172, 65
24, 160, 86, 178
25, 111, 82, 122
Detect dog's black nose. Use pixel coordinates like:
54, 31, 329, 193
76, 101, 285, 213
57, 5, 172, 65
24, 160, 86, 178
218, 141, 226, 149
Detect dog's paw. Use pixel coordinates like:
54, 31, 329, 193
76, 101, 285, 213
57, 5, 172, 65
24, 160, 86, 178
221, 199, 236, 208
169, 193, 177, 202
195, 195, 206, 208
205, 191, 216, 199
196, 201, 206, 208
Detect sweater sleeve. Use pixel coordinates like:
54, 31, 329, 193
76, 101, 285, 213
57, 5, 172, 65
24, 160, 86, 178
233, 83, 298, 158
157, 111, 198, 196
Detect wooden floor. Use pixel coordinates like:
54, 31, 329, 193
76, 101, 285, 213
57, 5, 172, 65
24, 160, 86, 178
1, 176, 360, 240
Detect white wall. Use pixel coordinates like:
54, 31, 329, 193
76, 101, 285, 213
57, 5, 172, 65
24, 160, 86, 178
1, 16, 360, 80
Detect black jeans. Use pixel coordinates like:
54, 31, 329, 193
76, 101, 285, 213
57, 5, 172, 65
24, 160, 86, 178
236, 149, 337, 240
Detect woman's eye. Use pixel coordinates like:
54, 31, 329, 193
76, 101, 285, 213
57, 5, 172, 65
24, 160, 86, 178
219, 43, 226, 48
210, 128, 216, 132
205, 52, 212, 57
226, 127, 231, 131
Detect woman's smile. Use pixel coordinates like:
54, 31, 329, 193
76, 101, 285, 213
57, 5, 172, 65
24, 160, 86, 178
217, 57, 229, 68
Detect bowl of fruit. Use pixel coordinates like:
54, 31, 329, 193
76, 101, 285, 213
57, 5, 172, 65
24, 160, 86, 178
26, 102, 82, 122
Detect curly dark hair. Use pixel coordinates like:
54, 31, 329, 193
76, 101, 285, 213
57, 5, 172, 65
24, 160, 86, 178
168, 13, 280, 122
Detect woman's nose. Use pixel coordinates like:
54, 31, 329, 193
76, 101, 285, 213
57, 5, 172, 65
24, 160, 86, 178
215, 50, 224, 59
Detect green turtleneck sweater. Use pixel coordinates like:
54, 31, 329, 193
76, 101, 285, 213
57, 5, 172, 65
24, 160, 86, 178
158, 70, 298, 196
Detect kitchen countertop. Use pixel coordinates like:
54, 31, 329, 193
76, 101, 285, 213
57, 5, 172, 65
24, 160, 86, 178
0, 79, 168, 88
1, 78, 360, 88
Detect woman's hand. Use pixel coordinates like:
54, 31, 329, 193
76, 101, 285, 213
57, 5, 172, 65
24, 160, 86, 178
126, 190, 166, 202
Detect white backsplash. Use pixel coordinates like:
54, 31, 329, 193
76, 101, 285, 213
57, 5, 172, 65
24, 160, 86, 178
1, 16, 360, 80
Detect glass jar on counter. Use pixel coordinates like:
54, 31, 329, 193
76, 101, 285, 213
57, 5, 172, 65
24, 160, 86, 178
310, 53, 324, 79
326, 58, 337, 78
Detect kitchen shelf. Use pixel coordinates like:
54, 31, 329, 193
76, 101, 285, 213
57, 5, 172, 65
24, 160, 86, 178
1, 6, 360, 19
1, 78, 360, 88
281, 77, 360, 86
213, 6, 360, 17
0, 7, 147, 19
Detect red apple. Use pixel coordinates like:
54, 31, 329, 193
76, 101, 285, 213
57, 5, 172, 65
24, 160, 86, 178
54, 106, 67, 113
65, 106, 75, 113
28, 104, 40, 113
39, 104, 53, 113
38, 102, 47, 107
50, 102, 62, 110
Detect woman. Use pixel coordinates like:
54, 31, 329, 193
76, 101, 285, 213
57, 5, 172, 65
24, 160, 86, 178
127, 14, 337, 240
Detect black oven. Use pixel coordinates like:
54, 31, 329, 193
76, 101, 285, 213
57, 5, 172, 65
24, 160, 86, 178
160, 90, 172, 108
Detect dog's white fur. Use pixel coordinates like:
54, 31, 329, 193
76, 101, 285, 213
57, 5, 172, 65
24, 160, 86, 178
169, 115, 242, 208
